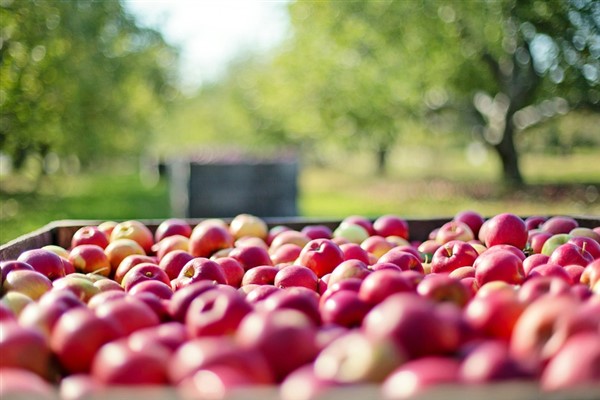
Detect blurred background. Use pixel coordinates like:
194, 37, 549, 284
1, 0, 599, 244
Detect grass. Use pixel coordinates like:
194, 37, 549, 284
1, 148, 599, 245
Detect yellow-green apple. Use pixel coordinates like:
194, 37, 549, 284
186, 286, 252, 337
51, 307, 122, 373
128, 280, 173, 300
154, 218, 192, 242
435, 221, 475, 244
361, 235, 395, 259
152, 234, 189, 261
483, 213, 528, 250
474, 249, 526, 286
213, 257, 245, 288
52, 274, 100, 303
2, 270, 52, 300
454, 210, 485, 237
95, 296, 159, 336
17, 248, 65, 280
0, 261, 34, 289
541, 233, 573, 256
416, 274, 471, 307
549, 243, 594, 267
333, 223, 369, 244
235, 309, 319, 382
378, 249, 424, 274
241, 265, 278, 286
569, 227, 600, 242
320, 289, 372, 328
373, 214, 409, 240
110, 220, 154, 254
0, 321, 51, 378
0, 291, 34, 316
229, 245, 273, 271
174, 258, 227, 290
121, 262, 171, 292
362, 293, 461, 359
540, 332, 600, 392
300, 224, 333, 241
229, 213, 268, 241
68, 244, 111, 276
104, 238, 146, 272
430, 240, 479, 274
517, 276, 570, 304
541, 216, 579, 235
259, 287, 321, 326
189, 223, 234, 258
382, 356, 461, 399
91, 338, 169, 385
42, 244, 70, 259
71, 226, 109, 249
460, 340, 533, 383
341, 215, 375, 236
270, 243, 303, 266
568, 236, 600, 259
314, 331, 405, 384
358, 269, 415, 306
168, 280, 219, 322
523, 254, 550, 275
274, 265, 318, 291
298, 239, 345, 278
158, 250, 194, 281
464, 286, 525, 341
269, 230, 310, 251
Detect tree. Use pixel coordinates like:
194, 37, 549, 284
0, 0, 178, 173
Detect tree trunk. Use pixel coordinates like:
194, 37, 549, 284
494, 120, 524, 187
375, 145, 388, 176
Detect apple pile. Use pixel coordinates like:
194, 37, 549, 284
1, 212, 599, 399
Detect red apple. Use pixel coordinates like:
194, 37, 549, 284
417, 239, 442, 262
448, 266, 476, 280
528, 263, 571, 283
243, 284, 281, 304
189, 223, 234, 258
373, 214, 409, 240
270, 243, 303, 266
18, 291, 84, 339
320, 289, 372, 328
568, 236, 600, 260
530, 231, 553, 254
69, 244, 111, 276
71, 225, 110, 249
113, 254, 156, 283
104, 238, 146, 272
326, 259, 371, 287
267, 225, 292, 245
565, 264, 586, 284
229, 245, 273, 271
454, 210, 485, 237
121, 262, 171, 292
549, 243, 594, 267
541, 216, 579, 235
0, 368, 55, 398
174, 257, 227, 290
280, 364, 342, 400
241, 265, 278, 286
0, 321, 51, 377
430, 240, 478, 274
158, 249, 194, 281
301, 224, 333, 240
417, 274, 471, 307
128, 321, 188, 354
464, 287, 525, 341
523, 253, 550, 275
297, 239, 345, 278
361, 235, 395, 259
229, 213, 268, 241
460, 339, 533, 383
94, 295, 160, 336
97, 220, 118, 237
259, 287, 321, 325
51, 307, 122, 373
16, 248, 65, 280
52, 274, 100, 303
525, 215, 547, 231
358, 269, 414, 306
2, 269, 52, 300
152, 234, 189, 261
269, 230, 311, 251
274, 265, 319, 291
569, 227, 600, 242
110, 220, 154, 254
155, 218, 192, 242
518, 276, 570, 304
580, 259, 600, 288
168, 280, 219, 322
483, 213, 528, 250
435, 220, 475, 244
474, 249, 526, 286
0, 260, 34, 288
59, 373, 104, 400
213, 256, 245, 288
378, 248, 424, 274
128, 279, 173, 299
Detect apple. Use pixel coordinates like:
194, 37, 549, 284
104, 238, 146, 272
297, 239, 345, 278
42, 244, 70, 260
152, 234, 189, 261
178, 365, 259, 399
483, 244, 526, 261
51, 307, 122, 373
68, 244, 111, 276
235, 236, 269, 249
518, 276, 570, 304
97, 220, 118, 237
71, 225, 109, 249
326, 259, 371, 287
259, 287, 321, 325
128, 279, 173, 299
91, 338, 169, 385
435, 220, 475, 244
368, 261, 403, 273
95, 295, 160, 336
243, 284, 281, 304
361, 235, 395, 259
373, 214, 409, 240
174, 257, 227, 289
267, 225, 292, 245
314, 331, 405, 383
110, 220, 154, 254
59, 373, 104, 400
128, 321, 188, 354
280, 364, 342, 400
229, 245, 273, 271
241, 265, 279, 286
189, 223, 234, 258
474, 249, 526, 286
541, 233, 573, 256
155, 249, 193, 281
454, 210, 485, 237
2, 269, 52, 300
430, 240, 478, 274
269, 230, 311, 251
341, 215, 375, 236
416, 274, 471, 307
319, 278, 363, 308
0, 260, 34, 288
274, 265, 319, 291
569, 227, 600, 242
52, 274, 100, 303
155, 218, 192, 242
339, 243, 371, 264
540, 332, 600, 391
448, 266, 476, 280
460, 339, 533, 383
464, 287, 525, 341
377, 248, 424, 274
528, 263, 571, 283
213, 256, 245, 287
417, 239, 442, 262
358, 270, 415, 306
0, 368, 55, 398
362, 293, 461, 359
16, 248, 65, 280
549, 243, 594, 267
186, 287, 253, 337
270, 243, 303, 266
524, 215, 547, 231
568, 236, 600, 259
168, 280, 219, 322
483, 213, 528, 250
0, 321, 51, 378
565, 264, 586, 284
86, 289, 127, 309
235, 309, 319, 382
333, 223, 369, 244
112, 254, 156, 283
301, 224, 333, 240
580, 259, 600, 288
0, 291, 33, 317
523, 253, 550, 275
382, 356, 461, 399
541, 216, 579, 235
121, 262, 171, 292
320, 289, 372, 328
229, 213, 268, 241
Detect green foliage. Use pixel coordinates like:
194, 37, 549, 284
0, 0, 179, 170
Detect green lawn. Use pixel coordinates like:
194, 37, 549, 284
1, 149, 599, 245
